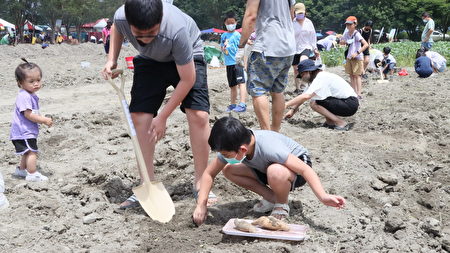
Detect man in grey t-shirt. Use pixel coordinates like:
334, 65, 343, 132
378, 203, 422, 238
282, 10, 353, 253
235, 0, 296, 132
101, 0, 213, 209
193, 117, 345, 225
421, 12, 435, 50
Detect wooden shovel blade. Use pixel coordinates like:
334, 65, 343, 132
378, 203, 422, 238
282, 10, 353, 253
377, 80, 389, 83
132, 181, 175, 223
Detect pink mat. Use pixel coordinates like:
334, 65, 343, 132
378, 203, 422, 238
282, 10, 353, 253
222, 218, 309, 241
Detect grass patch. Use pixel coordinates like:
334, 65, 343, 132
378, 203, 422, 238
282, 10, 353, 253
321, 41, 449, 67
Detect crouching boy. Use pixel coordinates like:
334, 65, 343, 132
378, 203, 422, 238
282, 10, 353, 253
192, 117, 345, 225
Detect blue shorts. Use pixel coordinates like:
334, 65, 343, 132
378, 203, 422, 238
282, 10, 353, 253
247, 52, 293, 97
421, 42, 433, 50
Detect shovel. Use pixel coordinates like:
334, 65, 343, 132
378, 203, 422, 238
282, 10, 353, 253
107, 69, 175, 223
377, 66, 389, 83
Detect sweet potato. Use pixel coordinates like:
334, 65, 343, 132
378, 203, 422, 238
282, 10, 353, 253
234, 219, 257, 233
251, 216, 290, 231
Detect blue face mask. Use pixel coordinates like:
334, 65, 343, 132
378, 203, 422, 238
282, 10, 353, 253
226, 24, 236, 31
223, 154, 246, 164
296, 13, 305, 20
422, 19, 428, 23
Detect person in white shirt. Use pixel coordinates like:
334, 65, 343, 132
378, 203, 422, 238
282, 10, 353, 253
425, 49, 447, 73
285, 59, 359, 131
291, 3, 319, 94
379, 47, 396, 80
317, 35, 336, 51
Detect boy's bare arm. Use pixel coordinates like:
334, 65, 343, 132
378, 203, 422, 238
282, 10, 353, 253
23, 110, 52, 127
101, 24, 124, 79
193, 158, 226, 225
150, 61, 196, 141
284, 154, 345, 208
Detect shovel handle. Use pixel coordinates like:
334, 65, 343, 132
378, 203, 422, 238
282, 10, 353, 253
107, 70, 152, 184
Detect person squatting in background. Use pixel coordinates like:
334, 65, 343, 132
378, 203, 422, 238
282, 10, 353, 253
415, 48, 434, 78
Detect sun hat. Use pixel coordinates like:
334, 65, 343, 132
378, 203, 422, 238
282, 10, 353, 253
294, 3, 306, 14
297, 59, 322, 77
345, 16, 357, 24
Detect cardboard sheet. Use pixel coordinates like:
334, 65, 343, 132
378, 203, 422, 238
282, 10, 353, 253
222, 218, 308, 241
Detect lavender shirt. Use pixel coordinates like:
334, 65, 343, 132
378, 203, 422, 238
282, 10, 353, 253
10, 89, 40, 140
343, 30, 364, 60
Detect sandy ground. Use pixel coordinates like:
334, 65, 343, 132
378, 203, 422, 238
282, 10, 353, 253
0, 43, 449, 253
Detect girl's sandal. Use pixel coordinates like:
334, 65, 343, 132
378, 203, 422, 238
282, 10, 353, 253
270, 203, 290, 220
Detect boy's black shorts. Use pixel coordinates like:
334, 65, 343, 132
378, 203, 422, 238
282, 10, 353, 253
315, 96, 359, 117
226, 64, 245, 87
12, 139, 38, 155
253, 154, 311, 191
130, 55, 210, 116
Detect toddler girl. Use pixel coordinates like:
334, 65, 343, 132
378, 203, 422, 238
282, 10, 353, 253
10, 58, 52, 182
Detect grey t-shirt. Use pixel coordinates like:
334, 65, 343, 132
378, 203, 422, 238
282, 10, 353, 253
422, 19, 435, 42
114, 2, 203, 65
217, 130, 309, 174
252, 0, 296, 57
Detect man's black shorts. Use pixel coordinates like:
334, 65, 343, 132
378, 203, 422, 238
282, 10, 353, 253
130, 55, 210, 116
253, 154, 312, 191
226, 64, 245, 87
316, 96, 359, 117
292, 49, 314, 65
12, 139, 38, 155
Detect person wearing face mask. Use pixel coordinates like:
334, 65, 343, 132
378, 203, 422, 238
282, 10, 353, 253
192, 116, 345, 225
101, 0, 216, 209
291, 3, 319, 94
284, 60, 359, 131
421, 12, 435, 50
220, 12, 247, 113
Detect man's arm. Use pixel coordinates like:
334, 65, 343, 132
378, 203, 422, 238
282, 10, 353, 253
150, 61, 196, 141
238, 0, 260, 49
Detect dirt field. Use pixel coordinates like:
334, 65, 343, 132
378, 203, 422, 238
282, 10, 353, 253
0, 43, 448, 252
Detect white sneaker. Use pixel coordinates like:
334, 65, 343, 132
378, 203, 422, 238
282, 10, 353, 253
14, 167, 28, 178
25, 171, 48, 182
0, 193, 9, 210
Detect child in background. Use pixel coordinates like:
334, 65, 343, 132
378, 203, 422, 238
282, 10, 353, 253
380, 47, 396, 80
0, 172, 9, 210
220, 12, 247, 112
10, 59, 53, 182
424, 49, 447, 73
340, 16, 368, 99
415, 49, 433, 78
193, 117, 345, 225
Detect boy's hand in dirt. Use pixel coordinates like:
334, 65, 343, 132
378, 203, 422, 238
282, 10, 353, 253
101, 60, 118, 80
192, 204, 207, 226
320, 194, 346, 209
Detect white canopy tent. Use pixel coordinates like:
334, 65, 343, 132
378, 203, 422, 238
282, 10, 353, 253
93, 18, 108, 29
0, 18, 15, 29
